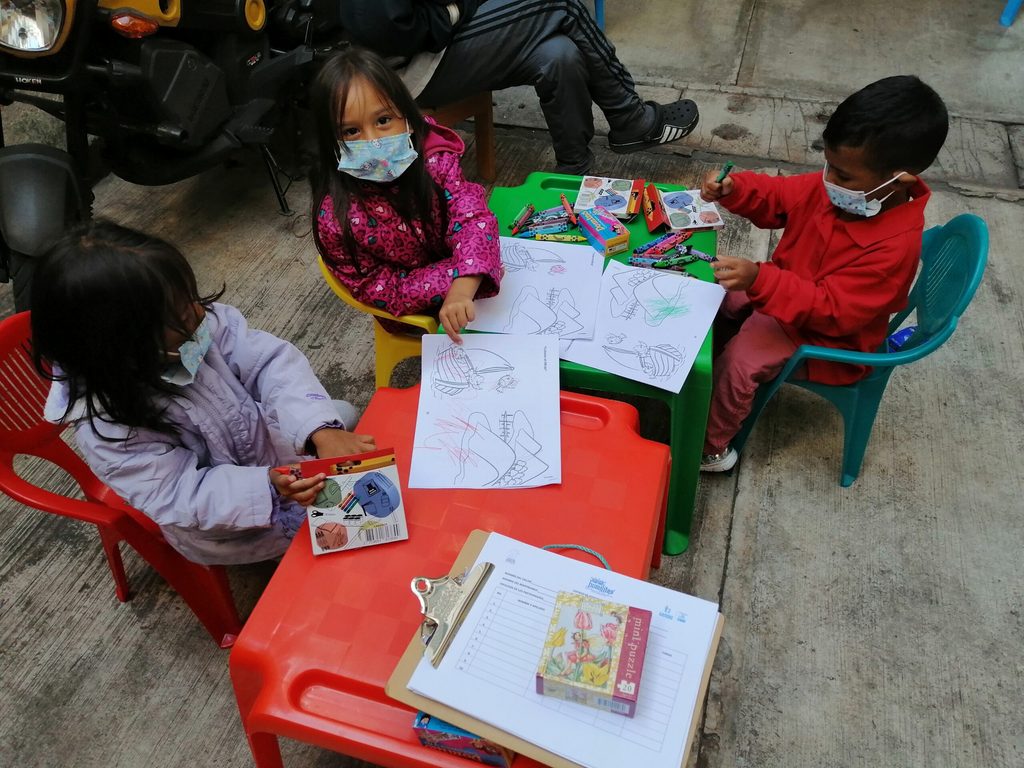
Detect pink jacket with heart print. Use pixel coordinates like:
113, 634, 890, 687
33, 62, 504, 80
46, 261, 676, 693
316, 119, 501, 317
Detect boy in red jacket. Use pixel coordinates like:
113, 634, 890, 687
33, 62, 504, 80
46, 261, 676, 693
698, 75, 948, 472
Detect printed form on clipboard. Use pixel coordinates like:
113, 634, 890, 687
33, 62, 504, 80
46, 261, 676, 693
405, 533, 722, 768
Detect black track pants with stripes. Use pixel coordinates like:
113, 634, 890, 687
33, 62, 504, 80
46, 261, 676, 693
417, 0, 651, 171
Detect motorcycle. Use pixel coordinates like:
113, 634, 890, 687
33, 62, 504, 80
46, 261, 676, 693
0, 0, 344, 310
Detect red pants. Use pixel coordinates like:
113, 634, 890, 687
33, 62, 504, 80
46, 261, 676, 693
704, 293, 799, 454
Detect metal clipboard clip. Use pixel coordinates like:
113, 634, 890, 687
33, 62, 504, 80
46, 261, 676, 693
411, 561, 494, 668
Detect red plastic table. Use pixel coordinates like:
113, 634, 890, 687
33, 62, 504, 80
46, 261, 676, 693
230, 385, 670, 768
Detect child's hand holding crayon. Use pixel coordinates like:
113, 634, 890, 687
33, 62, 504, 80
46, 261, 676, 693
700, 171, 735, 202
701, 162, 735, 202
712, 255, 759, 292
270, 467, 327, 506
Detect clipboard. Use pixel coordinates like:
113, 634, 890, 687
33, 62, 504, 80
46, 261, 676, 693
386, 530, 724, 768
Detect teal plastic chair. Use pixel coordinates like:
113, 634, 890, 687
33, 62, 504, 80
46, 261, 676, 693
731, 213, 989, 487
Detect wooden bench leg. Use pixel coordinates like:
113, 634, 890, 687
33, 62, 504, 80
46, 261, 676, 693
473, 94, 496, 182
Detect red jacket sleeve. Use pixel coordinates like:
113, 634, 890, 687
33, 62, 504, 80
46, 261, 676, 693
747, 233, 920, 337
719, 171, 810, 230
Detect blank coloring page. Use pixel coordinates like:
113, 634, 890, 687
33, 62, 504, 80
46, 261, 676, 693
465, 237, 604, 340
409, 334, 562, 489
562, 261, 725, 393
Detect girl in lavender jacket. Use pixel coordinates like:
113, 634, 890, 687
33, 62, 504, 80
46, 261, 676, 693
310, 47, 502, 342
31, 222, 376, 565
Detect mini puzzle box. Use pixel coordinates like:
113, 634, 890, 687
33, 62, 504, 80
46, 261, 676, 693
536, 592, 651, 717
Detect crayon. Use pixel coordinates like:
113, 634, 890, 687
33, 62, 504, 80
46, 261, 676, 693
632, 231, 677, 255
509, 204, 536, 235
559, 193, 578, 226
535, 234, 588, 242
647, 230, 694, 255
508, 204, 529, 229
517, 222, 569, 237
715, 161, 734, 183
526, 212, 569, 225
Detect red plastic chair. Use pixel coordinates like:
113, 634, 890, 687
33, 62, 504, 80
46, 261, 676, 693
0, 311, 242, 648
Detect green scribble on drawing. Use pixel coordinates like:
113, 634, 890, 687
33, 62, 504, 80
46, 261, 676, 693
644, 297, 690, 324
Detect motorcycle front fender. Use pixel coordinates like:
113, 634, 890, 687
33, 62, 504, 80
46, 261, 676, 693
0, 143, 88, 258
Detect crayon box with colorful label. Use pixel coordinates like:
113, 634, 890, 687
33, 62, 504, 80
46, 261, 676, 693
286, 449, 408, 555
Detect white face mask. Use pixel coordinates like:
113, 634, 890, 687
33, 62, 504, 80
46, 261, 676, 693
822, 162, 905, 217
161, 314, 212, 386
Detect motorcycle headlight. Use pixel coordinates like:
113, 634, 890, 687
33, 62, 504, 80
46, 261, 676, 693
0, 1, 64, 53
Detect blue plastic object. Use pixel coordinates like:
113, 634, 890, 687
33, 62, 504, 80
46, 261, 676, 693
595, 0, 605, 30
1001, 0, 1022, 26
731, 214, 989, 487
886, 325, 917, 352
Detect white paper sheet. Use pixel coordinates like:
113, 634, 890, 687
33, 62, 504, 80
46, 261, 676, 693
408, 533, 720, 768
466, 237, 604, 340
562, 262, 725, 393
409, 335, 561, 489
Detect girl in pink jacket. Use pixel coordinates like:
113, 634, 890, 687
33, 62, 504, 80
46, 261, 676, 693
310, 47, 502, 342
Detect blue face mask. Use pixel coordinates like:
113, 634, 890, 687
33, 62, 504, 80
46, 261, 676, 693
162, 314, 212, 386
335, 124, 418, 183
822, 162, 905, 218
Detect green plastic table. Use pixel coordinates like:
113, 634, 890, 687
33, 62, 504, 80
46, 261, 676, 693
488, 172, 716, 555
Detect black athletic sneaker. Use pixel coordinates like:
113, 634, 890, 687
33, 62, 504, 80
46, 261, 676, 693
607, 99, 699, 153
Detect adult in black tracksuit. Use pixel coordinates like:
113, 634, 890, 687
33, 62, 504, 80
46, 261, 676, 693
338, 0, 699, 174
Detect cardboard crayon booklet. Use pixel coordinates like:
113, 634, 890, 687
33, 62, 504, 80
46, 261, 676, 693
291, 449, 409, 555
573, 175, 645, 218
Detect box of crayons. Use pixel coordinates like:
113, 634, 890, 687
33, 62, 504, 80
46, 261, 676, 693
281, 449, 408, 555
413, 712, 515, 767
578, 206, 630, 257
536, 592, 651, 717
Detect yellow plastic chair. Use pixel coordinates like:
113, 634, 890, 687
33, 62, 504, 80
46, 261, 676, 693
317, 257, 439, 388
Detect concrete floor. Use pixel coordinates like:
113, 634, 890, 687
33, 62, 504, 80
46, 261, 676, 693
2, 2, 1023, 767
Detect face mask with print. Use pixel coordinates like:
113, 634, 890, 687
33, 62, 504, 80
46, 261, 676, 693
822, 162, 905, 218
162, 314, 212, 386
335, 123, 418, 183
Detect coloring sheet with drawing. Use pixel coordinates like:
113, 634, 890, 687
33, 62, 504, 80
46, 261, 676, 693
465, 237, 604, 340
410, 334, 561, 489
562, 261, 725, 393
408, 533, 721, 768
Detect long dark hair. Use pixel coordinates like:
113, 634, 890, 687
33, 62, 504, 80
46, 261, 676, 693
309, 46, 447, 270
30, 220, 224, 436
